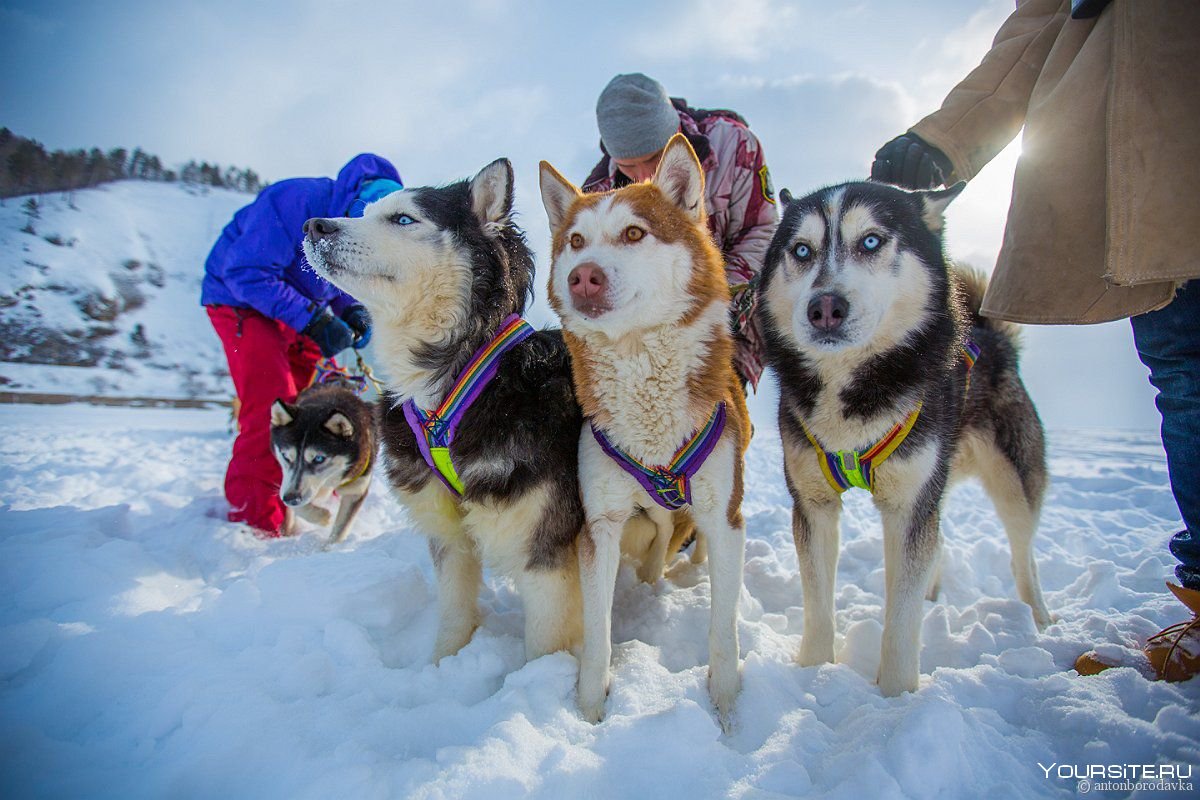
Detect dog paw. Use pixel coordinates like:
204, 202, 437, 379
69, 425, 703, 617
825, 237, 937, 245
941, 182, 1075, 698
797, 640, 835, 667
578, 696, 607, 725
577, 680, 609, 724
877, 671, 919, 697
323, 529, 350, 550
432, 626, 477, 664
296, 504, 332, 526
573, 671, 609, 724
636, 562, 664, 585
707, 664, 741, 732
1033, 609, 1056, 631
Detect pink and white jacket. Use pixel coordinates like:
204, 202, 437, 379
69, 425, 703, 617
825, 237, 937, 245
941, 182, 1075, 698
582, 100, 778, 388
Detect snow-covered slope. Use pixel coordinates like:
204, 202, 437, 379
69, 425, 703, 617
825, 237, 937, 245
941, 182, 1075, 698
0, 405, 1195, 799
0, 182, 248, 399
0, 179, 1165, 431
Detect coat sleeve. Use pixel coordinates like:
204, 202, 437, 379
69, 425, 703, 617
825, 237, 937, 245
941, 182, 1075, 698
328, 290, 359, 317
909, 0, 1070, 181
720, 128, 778, 289
717, 126, 778, 389
219, 198, 323, 334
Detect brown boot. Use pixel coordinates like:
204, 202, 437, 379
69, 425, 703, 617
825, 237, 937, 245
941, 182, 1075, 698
1144, 583, 1200, 682
1074, 583, 1200, 680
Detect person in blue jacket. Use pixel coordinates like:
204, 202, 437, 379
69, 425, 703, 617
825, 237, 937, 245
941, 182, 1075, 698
202, 153, 402, 537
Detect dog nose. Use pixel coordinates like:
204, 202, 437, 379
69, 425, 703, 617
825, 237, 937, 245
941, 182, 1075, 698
807, 292, 850, 332
282, 491, 303, 507
304, 218, 338, 241
568, 262, 608, 300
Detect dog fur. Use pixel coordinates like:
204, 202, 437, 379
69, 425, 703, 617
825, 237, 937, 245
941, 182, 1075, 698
270, 382, 375, 549
301, 160, 586, 663
759, 180, 1052, 696
540, 134, 751, 728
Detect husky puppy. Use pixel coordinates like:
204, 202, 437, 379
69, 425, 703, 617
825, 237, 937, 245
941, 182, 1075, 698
540, 135, 752, 728
270, 382, 375, 548
759, 180, 1052, 696
302, 160, 586, 663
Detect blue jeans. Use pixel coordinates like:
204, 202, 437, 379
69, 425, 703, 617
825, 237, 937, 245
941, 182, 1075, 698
1131, 280, 1200, 590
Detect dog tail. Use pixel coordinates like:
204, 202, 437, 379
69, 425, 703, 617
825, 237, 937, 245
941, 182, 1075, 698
951, 264, 1021, 344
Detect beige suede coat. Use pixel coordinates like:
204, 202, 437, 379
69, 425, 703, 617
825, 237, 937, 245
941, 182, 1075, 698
910, 0, 1200, 324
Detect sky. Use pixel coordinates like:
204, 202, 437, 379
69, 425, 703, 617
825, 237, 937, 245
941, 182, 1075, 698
0, 0, 1162, 430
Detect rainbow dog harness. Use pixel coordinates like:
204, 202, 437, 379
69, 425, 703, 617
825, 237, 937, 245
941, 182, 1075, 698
804, 341, 982, 494
401, 315, 535, 495
591, 402, 727, 511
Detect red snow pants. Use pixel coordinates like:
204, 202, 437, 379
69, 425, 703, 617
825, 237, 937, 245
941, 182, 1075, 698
207, 305, 322, 536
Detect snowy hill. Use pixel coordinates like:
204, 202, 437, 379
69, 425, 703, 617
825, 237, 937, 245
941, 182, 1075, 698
0, 406, 1196, 799
0, 179, 1165, 431
0, 182, 248, 400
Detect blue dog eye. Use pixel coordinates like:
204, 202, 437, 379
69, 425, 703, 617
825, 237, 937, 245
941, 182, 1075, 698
393, 214, 416, 226
862, 234, 883, 252
794, 243, 812, 261
312, 455, 326, 465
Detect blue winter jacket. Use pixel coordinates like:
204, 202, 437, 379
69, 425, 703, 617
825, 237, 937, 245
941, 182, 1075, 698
201, 153, 402, 333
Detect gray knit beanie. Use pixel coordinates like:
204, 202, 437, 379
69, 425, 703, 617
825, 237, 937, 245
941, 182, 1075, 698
596, 73, 681, 160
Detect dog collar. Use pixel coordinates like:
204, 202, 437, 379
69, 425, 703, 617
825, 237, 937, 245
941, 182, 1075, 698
805, 342, 982, 494
340, 451, 372, 488
401, 315, 535, 496
592, 402, 727, 511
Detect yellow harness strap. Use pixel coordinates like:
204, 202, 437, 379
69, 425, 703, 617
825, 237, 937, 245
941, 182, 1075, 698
802, 404, 922, 494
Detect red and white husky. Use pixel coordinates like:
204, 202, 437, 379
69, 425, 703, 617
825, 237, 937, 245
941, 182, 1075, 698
540, 135, 751, 729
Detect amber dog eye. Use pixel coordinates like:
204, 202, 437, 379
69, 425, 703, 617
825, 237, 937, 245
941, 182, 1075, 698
570, 232, 584, 249
624, 226, 645, 242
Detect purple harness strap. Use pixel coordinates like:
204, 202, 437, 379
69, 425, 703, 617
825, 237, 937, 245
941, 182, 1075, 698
591, 402, 727, 511
400, 315, 535, 496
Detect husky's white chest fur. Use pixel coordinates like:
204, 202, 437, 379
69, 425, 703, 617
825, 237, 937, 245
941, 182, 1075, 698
579, 300, 727, 465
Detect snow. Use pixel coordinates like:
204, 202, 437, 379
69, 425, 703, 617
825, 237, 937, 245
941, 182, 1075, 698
1, 403, 1196, 799
0, 182, 247, 399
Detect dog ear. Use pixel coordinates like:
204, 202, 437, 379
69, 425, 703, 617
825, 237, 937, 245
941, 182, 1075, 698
323, 412, 354, 439
652, 133, 705, 222
779, 188, 794, 206
270, 400, 295, 427
539, 160, 581, 233
470, 158, 514, 227
919, 181, 967, 233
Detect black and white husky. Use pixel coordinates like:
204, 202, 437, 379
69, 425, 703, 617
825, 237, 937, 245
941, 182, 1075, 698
301, 160, 586, 663
759, 181, 1052, 696
270, 382, 375, 548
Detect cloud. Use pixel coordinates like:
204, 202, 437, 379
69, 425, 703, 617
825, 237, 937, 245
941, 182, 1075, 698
913, 0, 1015, 108
712, 73, 917, 191
631, 0, 800, 62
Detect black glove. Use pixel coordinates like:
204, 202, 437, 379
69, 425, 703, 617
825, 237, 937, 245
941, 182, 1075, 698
870, 133, 953, 189
302, 309, 356, 358
341, 304, 372, 349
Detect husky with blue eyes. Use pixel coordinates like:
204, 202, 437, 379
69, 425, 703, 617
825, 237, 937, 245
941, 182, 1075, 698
270, 382, 376, 549
759, 180, 1052, 697
301, 159, 592, 665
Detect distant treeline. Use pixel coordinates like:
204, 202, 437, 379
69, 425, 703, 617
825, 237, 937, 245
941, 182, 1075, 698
0, 128, 267, 199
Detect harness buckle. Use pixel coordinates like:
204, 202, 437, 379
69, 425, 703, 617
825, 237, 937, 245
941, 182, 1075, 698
423, 415, 450, 446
